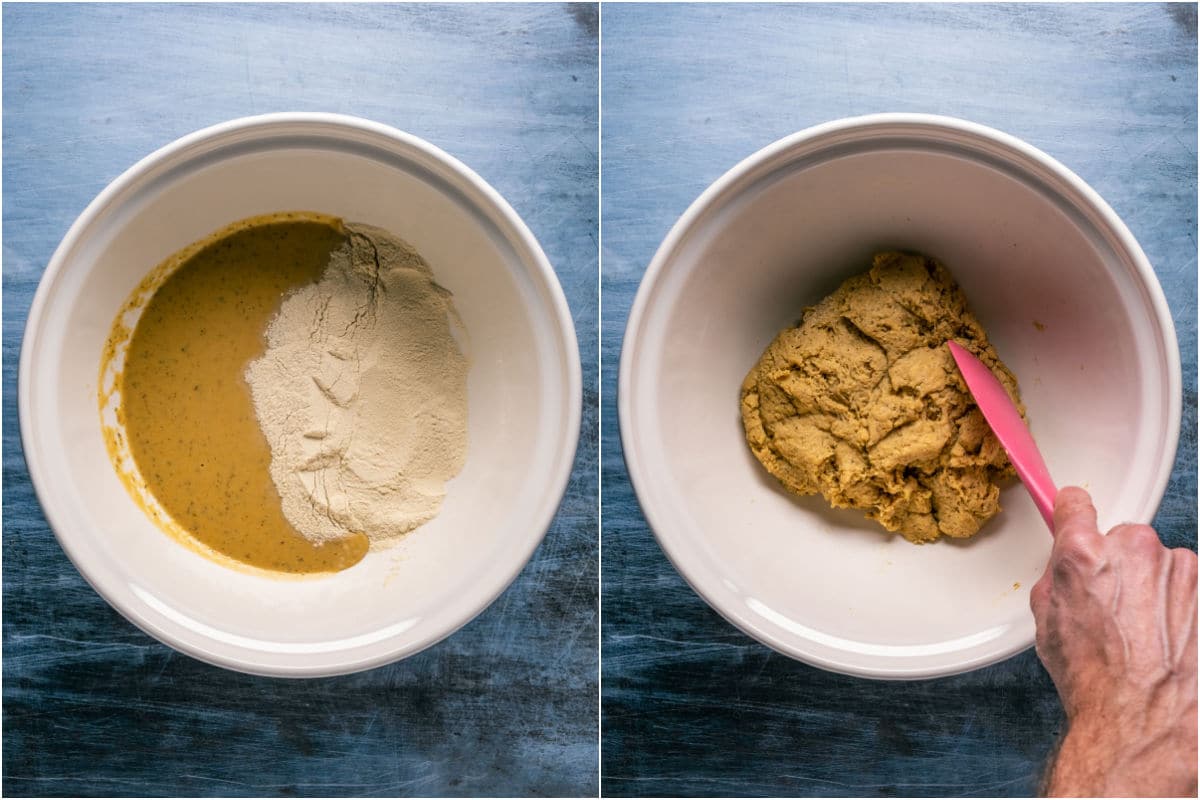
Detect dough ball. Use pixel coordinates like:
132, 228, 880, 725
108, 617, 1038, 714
740, 251, 1023, 543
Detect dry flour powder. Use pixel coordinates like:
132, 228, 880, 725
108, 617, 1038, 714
245, 222, 468, 545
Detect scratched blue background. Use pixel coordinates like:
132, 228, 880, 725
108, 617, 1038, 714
3, 4, 597, 796
601, 4, 1197, 797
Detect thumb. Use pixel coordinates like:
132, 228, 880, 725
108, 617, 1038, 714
1053, 486, 1098, 537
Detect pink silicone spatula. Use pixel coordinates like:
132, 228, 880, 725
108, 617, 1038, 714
947, 340, 1057, 532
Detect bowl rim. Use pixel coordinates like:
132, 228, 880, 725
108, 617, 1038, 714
618, 112, 1182, 679
19, 111, 583, 677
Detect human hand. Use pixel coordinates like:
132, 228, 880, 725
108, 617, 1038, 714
1031, 486, 1197, 797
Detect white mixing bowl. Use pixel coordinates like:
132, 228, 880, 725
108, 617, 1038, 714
20, 113, 582, 676
619, 113, 1180, 679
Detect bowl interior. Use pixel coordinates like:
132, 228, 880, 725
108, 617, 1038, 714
23, 120, 578, 675
623, 125, 1176, 677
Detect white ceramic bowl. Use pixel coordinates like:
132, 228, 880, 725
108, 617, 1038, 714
21, 113, 581, 676
620, 113, 1180, 679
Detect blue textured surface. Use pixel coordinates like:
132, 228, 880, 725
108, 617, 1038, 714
3, 4, 597, 797
600, 4, 1197, 797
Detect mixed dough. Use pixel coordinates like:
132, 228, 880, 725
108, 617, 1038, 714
740, 251, 1023, 543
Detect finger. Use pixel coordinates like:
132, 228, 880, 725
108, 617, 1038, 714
1053, 486, 1098, 537
1170, 548, 1198, 609
1107, 523, 1163, 555
1168, 550, 1198, 667
1171, 547, 1198, 588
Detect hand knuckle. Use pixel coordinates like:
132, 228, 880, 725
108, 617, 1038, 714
1110, 523, 1161, 551
1057, 524, 1089, 547
1055, 525, 1099, 563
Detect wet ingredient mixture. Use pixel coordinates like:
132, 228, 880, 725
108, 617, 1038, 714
102, 213, 370, 573
740, 251, 1023, 543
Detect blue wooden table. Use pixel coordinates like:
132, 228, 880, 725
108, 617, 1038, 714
600, 4, 1197, 796
3, 5, 597, 796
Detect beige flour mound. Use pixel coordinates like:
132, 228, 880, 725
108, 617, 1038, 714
246, 223, 468, 545
740, 251, 1022, 543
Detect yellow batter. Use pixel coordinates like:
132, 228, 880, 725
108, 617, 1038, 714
740, 251, 1023, 543
101, 212, 369, 574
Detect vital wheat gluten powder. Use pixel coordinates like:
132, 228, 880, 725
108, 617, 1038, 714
245, 223, 469, 546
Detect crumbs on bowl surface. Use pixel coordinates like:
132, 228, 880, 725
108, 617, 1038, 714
740, 251, 1023, 543
99, 211, 468, 575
